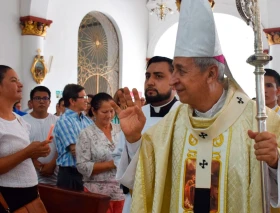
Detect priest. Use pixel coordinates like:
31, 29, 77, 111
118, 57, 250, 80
110, 0, 280, 212
112, 56, 180, 213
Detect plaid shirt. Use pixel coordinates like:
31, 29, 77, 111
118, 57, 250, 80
54, 108, 93, 167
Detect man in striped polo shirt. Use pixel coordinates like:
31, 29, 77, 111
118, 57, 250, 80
54, 84, 93, 191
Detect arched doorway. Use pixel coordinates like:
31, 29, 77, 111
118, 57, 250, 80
78, 12, 119, 96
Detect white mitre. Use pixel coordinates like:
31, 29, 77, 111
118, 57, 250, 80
174, 0, 244, 91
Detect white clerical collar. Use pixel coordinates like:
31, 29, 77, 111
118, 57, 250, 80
151, 98, 175, 113
194, 89, 227, 118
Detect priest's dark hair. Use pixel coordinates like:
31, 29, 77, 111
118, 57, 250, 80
146, 56, 173, 73
30, 86, 51, 100
0, 65, 12, 84
264, 68, 280, 87
88, 92, 113, 117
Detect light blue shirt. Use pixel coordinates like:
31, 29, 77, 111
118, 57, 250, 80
54, 108, 93, 167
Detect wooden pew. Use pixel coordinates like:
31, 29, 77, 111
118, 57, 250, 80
38, 184, 110, 213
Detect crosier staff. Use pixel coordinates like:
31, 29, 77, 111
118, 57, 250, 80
236, 0, 272, 212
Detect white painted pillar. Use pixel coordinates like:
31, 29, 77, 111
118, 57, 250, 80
19, 0, 51, 108
270, 45, 280, 72
21, 35, 45, 106
263, 29, 280, 73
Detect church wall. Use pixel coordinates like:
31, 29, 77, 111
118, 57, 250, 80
266, 0, 279, 28
0, 0, 148, 113
147, 1, 269, 58
147, 12, 179, 58
42, 0, 148, 112
0, 1, 22, 79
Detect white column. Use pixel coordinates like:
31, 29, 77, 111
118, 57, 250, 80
263, 28, 280, 73
19, 0, 51, 109
270, 45, 280, 72
21, 35, 45, 107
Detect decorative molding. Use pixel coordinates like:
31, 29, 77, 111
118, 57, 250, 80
263, 28, 280, 45
176, 0, 215, 11
20, 16, 52, 37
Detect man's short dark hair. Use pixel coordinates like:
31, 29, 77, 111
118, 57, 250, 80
265, 69, 280, 87
63, 84, 85, 107
58, 97, 64, 106
30, 86, 51, 100
146, 56, 173, 73
0, 65, 12, 84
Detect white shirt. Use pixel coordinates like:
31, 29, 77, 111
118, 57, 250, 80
76, 123, 124, 201
23, 113, 58, 185
0, 114, 38, 187
194, 89, 227, 118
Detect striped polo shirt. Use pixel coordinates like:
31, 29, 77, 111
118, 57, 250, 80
54, 108, 93, 167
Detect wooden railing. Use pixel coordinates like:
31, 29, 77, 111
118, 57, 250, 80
38, 184, 110, 213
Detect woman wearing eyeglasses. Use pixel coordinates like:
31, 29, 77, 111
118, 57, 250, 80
0, 65, 51, 212
76, 93, 124, 213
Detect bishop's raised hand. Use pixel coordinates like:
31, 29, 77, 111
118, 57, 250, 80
110, 87, 146, 143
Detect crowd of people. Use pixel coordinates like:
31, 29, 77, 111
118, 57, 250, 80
2, 56, 280, 213
0, 52, 182, 213
1, 0, 280, 212
0, 55, 175, 213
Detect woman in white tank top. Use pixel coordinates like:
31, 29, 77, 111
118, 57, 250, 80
0, 65, 51, 212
